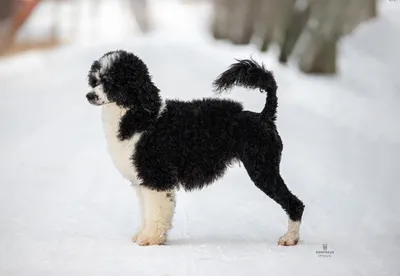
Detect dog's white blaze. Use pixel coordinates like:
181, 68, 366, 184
94, 71, 100, 81
134, 186, 176, 245
99, 52, 119, 74
93, 84, 109, 104
101, 103, 143, 184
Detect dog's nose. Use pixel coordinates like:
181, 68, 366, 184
86, 92, 98, 101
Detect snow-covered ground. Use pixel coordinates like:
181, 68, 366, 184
1, 0, 399, 275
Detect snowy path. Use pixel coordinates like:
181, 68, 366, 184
0, 39, 399, 276
1, 1, 400, 275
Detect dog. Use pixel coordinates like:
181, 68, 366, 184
86, 50, 305, 246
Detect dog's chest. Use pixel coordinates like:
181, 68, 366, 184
101, 104, 142, 184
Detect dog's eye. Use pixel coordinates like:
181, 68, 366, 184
88, 75, 98, 88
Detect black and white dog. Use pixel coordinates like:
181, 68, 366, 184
86, 50, 305, 246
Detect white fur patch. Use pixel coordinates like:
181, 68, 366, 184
134, 186, 146, 234
132, 186, 176, 246
101, 103, 143, 184
157, 99, 167, 118
94, 71, 100, 81
92, 84, 110, 105
99, 52, 120, 74
278, 219, 301, 246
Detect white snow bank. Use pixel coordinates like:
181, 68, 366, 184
0, 1, 399, 276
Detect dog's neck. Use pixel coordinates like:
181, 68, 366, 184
101, 99, 164, 141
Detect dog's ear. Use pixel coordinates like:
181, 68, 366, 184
137, 84, 160, 113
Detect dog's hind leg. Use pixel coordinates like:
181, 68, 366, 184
242, 155, 305, 246
273, 174, 305, 246
257, 174, 304, 246
132, 185, 176, 246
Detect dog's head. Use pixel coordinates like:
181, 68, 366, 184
86, 50, 158, 108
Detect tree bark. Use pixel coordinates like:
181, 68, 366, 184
304, 39, 336, 74
211, 0, 231, 39
0, 0, 13, 21
0, 0, 13, 54
274, 0, 296, 49
256, 0, 279, 52
340, 0, 377, 36
228, 0, 261, 45
278, 0, 310, 63
256, 0, 294, 52
129, 0, 150, 33
293, 0, 348, 74
368, 0, 377, 19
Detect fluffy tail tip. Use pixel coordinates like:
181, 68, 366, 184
212, 58, 277, 94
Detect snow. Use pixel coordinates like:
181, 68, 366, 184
1, 0, 399, 275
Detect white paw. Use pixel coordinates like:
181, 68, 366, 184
132, 231, 167, 246
278, 231, 300, 246
131, 230, 144, 243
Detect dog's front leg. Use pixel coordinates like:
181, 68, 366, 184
132, 185, 146, 242
132, 185, 176, 246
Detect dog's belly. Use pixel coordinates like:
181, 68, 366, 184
101, 104, 142, 184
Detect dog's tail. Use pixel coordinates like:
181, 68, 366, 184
212, 58, 278, 122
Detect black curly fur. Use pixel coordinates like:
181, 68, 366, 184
213, 58, 278, 122
87, 50, 304, 223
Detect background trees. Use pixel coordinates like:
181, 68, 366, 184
210, 0, 377, 75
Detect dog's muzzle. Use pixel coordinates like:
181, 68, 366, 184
86, 92, 101, 106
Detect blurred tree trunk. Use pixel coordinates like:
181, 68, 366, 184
0, 0, 12, 21
274, 0, 296, 50
256, 0, 278, 52
278, 0, 310, 63
129, 0, 150, 33
211, 0, 230, 39
229, 0, 261, 45
0, 0, 13, 54
367, 0, 377, 19
255, 0, 295, 52
209, 0, 377, 75
291, 0, 377, 74
211, 0, 260, 44
340, 0, 377, 36
292, 0, 348, 74
226, 0, 244, 44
